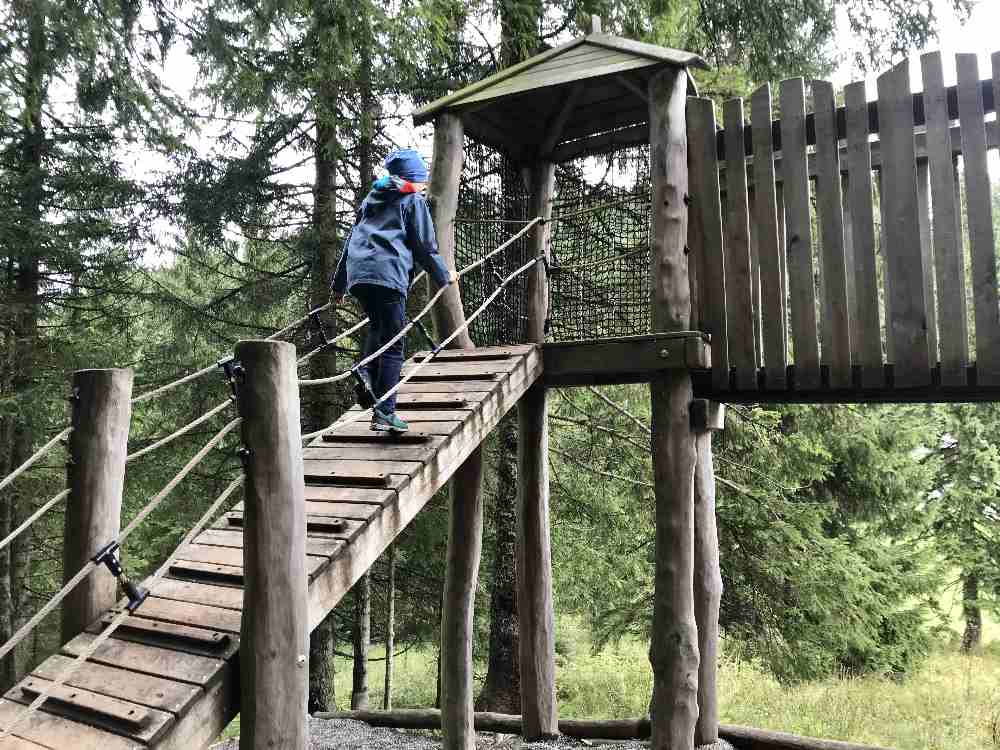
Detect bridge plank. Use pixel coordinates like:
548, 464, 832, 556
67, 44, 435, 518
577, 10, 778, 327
62, 635, 222, 687
0, 699, 144, 750
323, 422, 462, 438
779, 78, 821, 389
118, 598, 241, 636
304, 440, 445, 462
722, 97, 757, 390
31, 655, 198, 717
957, 53, 1000, 385
302, 487, 395, 505
877, 60, 931, 387
196, 527, 342, 557
146, 580, 242, 612
921, 52, 968, 386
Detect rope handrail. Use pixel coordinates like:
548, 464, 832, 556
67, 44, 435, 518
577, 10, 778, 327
302, 252, 543, 441
0, 428, 71, 493
126, 399, 232, 463
0, 473, 246, 741
299, 217, 542, 388
0, 489, 69, 555
0, 417, 241, 666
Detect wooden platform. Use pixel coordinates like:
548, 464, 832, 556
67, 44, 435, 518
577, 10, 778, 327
0, 344, 541, 750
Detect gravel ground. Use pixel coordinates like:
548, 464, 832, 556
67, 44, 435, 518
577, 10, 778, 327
210, 718, 735, 749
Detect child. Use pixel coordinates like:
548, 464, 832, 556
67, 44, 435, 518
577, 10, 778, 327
331, 149, 455, 433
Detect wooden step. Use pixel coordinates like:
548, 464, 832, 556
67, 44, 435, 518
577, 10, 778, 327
92, 615, 232, 657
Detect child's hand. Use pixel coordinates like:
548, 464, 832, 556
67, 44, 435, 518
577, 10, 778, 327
448, 270, 458, 285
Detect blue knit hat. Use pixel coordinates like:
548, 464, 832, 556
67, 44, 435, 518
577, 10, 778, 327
383, 148, 429, 183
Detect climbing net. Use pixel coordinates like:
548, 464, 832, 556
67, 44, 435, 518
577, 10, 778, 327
455, 140, 652, 345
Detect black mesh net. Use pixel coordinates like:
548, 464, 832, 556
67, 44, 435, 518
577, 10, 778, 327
455, 139, 651, 346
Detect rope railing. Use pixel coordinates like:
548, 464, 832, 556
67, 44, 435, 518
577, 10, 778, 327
299, 217, 542, 388
0, 427, 71, 493
302, 252, 543, 441
0, 489, 69, 554
0, 472, 246, 741
0, 417, 241, 666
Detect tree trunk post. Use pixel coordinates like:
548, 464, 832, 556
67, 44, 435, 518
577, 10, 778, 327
384, 543, 395, 711
61, 368, 133, 643
690, 399, 725, 746
429, 112, 485, 750
648, 65, 700, 750
517, 160, 558, 740
352, 572, 371, 710
235, 340, 308, 750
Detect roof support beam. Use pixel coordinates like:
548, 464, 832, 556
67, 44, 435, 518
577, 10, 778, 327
540, 84, 584, 157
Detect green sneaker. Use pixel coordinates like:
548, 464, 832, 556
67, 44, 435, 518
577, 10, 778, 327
371, 409, 409, 434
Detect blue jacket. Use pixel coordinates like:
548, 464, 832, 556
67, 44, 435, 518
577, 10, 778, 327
331, 178, 451, 296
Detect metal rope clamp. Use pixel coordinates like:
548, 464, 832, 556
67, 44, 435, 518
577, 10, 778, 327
308, 309, 330, 346
217, 357, 244, 403
92, 541, 149, 613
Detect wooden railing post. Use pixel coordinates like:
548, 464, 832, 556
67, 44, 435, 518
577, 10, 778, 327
235, 339, 308, 750
648, 64, 700, 750
62, 368, 133, 643
429, 112, 485, 750
518, 159, 558, 740
690, 399, 725, 746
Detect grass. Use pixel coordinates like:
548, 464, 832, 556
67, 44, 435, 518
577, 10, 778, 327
221, 615, 1000, 748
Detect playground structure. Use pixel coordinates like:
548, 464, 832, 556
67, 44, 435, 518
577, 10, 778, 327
1, 15, 999, 750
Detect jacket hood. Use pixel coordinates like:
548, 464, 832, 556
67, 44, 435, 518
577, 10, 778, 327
362, 175, 423, 215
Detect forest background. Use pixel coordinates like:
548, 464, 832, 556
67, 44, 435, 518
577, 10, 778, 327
1, 0, 998, 747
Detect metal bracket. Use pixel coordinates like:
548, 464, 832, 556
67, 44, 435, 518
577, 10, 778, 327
350, 368, 377, 409
217, 357, 244, 402
92, 541, 149, 613
308, 310, 330, 346
412, 318, 438, 351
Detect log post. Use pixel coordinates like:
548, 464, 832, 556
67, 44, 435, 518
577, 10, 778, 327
235, 339, 308, 750
648, 65, 700, 750
62, 368, 133, 643
690, 399, 725, 746
428, 112, 485, 750
517, 160, 558, 740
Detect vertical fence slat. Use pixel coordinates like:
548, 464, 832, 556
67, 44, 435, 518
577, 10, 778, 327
841, 174, 858, 362
779, 78, 821, 389
751, 84, 788, 389
687, 98, 729, 390
748, 192, 762, 366
916, 159, 938, 366
921, 52, 968, 386
812, 80, 852, 387
877, 169, 894, 365
876, 60, 931, 387
957, 53, 1000, 385
723, 98, 757, 390
776, 182, 788, 346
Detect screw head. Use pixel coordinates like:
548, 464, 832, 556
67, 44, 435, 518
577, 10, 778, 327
659, 348, 671, 359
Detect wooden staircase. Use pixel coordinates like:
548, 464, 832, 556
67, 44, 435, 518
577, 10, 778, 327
0, 344, 542, 750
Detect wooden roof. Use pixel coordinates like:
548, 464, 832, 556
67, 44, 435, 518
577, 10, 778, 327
413, 29, 707, 162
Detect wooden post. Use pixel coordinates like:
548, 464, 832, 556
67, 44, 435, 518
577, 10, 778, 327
352, 572, 371, 710
235, 340, 308, 750
690, 399, 724, 746
62, 368, 133, 643
648, 65, 700, 750
429, 112, 484, 750
384, 543, 395, 711
518, 160, 558, 740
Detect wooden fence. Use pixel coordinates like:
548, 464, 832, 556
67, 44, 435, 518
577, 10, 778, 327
687, 51, 1000, 397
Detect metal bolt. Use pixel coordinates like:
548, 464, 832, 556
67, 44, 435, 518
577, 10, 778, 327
683, 193, 692, 205
659, 348, 671, 359
297, 654, 306, 668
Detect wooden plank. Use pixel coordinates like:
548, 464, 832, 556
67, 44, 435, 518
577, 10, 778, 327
224, 510, 361, 543
167, 561, 244, 587
317, 431, 435, 445
344, 409, 473, 423
303, 440, 444, 462
195, 527, 342, 558
400, 360, 518, 376
747, 191, 762, 367
323, 421, 461, 438
393, 391, 486, 405
303, 459, 422, 486
844, 80, 884, 387
688, 99, 729, 390
0, 699, 144, 750
301, 486, 395, 506
916, 158, 938, 364
91, 614, 233, 657
958, 53, 1000, 384
779, 78, 821, 389
722, 97, 757, 390
0, 734, 49, 749
812, 79, 852, 387
841, 173, 858, 362
31, 654, 199, 716
750, 84, 787, 388
395, 379, 497, 394
11, 678, 172, 745
61, 635, 222, 687
175, 544, 329, 575
307, 348, 543, 628
921, 52, 968, 386
146, 665, 238, 750
540, 334, 710, 387
128, 597, 242, 635
877, 60, 931, 387
146, 579, 243, 612
298, 502, 382, 521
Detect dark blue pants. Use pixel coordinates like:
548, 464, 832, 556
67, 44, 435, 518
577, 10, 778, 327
353, 283, 406, 414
